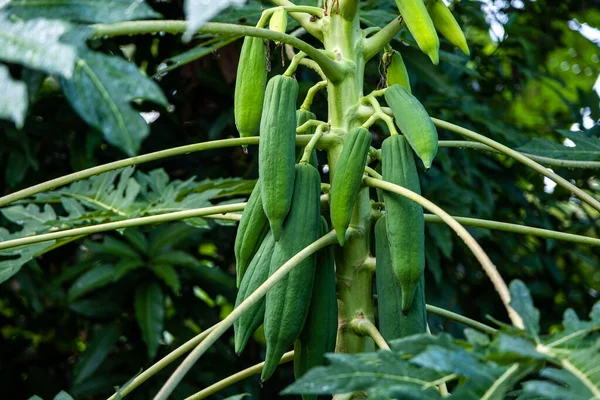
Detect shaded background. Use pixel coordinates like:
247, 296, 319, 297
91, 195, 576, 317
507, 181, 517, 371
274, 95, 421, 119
0, 0, 599, 398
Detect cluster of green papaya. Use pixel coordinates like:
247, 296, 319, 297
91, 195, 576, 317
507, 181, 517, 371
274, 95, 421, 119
230, 0, 448, 385
233, 31, 337, 383
393, 0, 470, 65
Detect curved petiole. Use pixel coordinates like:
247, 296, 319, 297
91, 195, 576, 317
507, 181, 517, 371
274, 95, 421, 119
91, 22, 343, 82
349, 318, 390, 350
185, 351, 295, 400
0, 135, 341, 208
0, 204, 247, 251
364, 176, 524, 329
300, 124, 328, 164
301, 80, 328, 111
152, 229, 341, 400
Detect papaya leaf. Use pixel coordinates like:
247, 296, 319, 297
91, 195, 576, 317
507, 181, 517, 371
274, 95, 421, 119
509, 280, 541, 339
52, 391, 75, 400
0, 238, 52, 284
183, 0, 246, 41
35, 167, 140, 217
60, 40, 168, 156
1, 203, 56, 235
281, 351, 444, 396
522, 343, 600, 399
134, 282, 164, 358
135, 169, 219, 214
5, 0, 161, 23
0, 13, 76, 77
517, 130, 600, 161
0, 64, 27, 128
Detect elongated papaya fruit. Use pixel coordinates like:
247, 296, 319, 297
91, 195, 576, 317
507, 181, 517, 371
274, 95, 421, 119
296, 109, 319, 168
383, 50, 411, 93
294, 217, 337, 393
381, 135, 425, 312
269, 8, 288, 43
394, 0, 439, 64
234, 37, 267, 140
384, 84, 438, 169
234, 181, 269, 287
233, 231, 275, 353
427, 0, 470, 56
262, 163, 321, 382
329, 127, 372, 246
375, 215, 426, 340
259, 75, 299, 241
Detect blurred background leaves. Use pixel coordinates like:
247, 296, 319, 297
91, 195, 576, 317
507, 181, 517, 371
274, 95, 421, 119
0, 0, 598, 398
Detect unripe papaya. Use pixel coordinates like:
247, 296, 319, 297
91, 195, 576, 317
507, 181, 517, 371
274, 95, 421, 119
427, 0, 470, 56
394, 0, 440, 64
234, 181, 269, 287
384, 84, 438, 169
383, 50, 411, 93
233, 231, 275, 354
375, 215, 427, 340
234, 37, 267, 140
259, 75, 299, 241
262, 163, 321, 382
294, 217, 337, 398
269, 8, 288, 43
329, 127, 372, 246
381, 135, 425, 312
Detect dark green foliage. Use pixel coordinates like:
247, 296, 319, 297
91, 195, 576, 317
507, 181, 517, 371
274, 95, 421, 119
284, 281, 600, 399
0, 1, 598, 399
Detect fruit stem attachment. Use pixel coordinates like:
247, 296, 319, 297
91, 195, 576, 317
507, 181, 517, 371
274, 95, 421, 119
297, 119, 326, 134
301, 80, 328, 110
300, 123, 328, 164
363, 16, 405, 61
361, 95, 399, 135
259, 5, 324, 28
349, 318, 390, 350
284, 51, 307, 76
269, 0, 325, 41
364, 166, 381, 179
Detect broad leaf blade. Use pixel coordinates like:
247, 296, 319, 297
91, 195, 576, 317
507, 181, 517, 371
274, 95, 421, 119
134, 282, 164, 358
151, 264, 181, 295
282, 352, 444, 396
6, 0, 161, 23
517, 130, 600, 161
68, 264, 116, 301
35, 167, 141, 216
509, 280, 540, 339
0, 64, 27, 127
61, 45, 168, 156
74, 324, 121, 385
53, 391, 75, 400
0, 240, 53, 284
183, 0, 245, 41
0, 13, 76, 77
